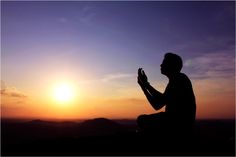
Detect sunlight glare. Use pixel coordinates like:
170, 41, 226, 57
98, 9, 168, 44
53, 83, 75, 104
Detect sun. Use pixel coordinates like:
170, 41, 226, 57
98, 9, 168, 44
53, 83, 75, 103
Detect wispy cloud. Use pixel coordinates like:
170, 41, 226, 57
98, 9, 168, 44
78, 6, 97, 26
180, 38, 233, 56
1, 89, 27, 98
101, 73, 135, 82
0, 81, 27, 98
184, 52, 235, 80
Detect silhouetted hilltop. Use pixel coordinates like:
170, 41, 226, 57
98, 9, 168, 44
1, 118, 131, 140
27, 119, 78, 127
78, 118, 127, 136
81, 118, 119, 126
29, 119, 45, 123
27, 119, 55, 126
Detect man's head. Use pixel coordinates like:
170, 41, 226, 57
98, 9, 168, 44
160, 53, 183, 76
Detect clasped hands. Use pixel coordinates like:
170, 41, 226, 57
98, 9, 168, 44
137, 68, 149, 87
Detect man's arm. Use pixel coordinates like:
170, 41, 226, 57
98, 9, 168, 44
138, 77, 165, 110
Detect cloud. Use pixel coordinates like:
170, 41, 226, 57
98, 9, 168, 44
1, 80, 7, 90
78, 6, 97, 26
176, 33, 235, 80
176, 36, 234, 57
0, 81, 27, 98
101, 73, 135, 82
184, 52, 235, 80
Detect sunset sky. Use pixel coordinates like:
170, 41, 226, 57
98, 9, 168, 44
1, 1, 235, 120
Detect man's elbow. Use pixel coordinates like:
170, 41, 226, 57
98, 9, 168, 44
152, 102, 164, 111
154, 106, 161, 111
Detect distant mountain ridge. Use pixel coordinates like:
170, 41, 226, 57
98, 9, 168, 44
78, 118, 127, 136
2, 117, 133, 138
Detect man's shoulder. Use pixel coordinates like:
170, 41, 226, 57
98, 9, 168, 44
179, 73, 189, 78
179, 73, 188, 78
177, 73, 192, 83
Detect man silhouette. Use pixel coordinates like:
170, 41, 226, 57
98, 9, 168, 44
137, 53, 196, 136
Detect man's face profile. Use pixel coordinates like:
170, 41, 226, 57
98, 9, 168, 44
160, 59, 169, 75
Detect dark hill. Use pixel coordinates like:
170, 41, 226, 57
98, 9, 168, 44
27, 119, 78, 127
78, 118, 127, 136
27, 119, 54, 126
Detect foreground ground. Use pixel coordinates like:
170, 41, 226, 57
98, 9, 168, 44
1, 118, 235, 156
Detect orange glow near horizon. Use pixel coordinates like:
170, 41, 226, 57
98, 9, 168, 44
1, 88, 235, 120
0, 66, 235, 120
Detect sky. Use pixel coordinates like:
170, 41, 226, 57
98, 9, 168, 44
1, 1, 235, 120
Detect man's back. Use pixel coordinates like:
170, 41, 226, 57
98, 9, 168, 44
164, 72, 196, 127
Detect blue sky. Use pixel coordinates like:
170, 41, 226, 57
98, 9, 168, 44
1, 1, 235, 119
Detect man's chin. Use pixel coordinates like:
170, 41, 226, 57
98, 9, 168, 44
161, 70, 167, 75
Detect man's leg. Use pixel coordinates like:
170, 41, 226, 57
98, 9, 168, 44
137, 112, 166, 131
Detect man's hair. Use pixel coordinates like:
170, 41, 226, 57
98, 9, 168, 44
164, 53, 183, 72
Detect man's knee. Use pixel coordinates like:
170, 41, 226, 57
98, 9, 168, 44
137, 114, 147, 126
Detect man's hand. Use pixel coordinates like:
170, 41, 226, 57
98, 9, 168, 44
138, 68, 148, 83
137, 75, 144, 86
137, 68, 149, 87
